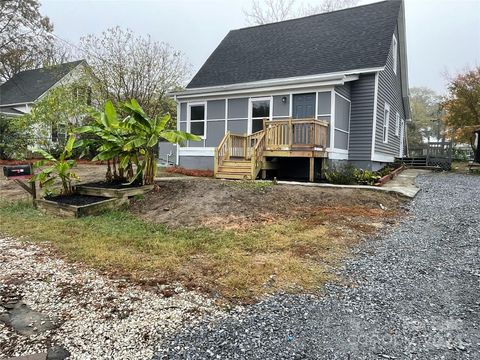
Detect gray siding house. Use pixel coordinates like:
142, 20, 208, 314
169, 0, 410, 180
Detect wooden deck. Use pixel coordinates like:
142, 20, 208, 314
214, 118, 328, 181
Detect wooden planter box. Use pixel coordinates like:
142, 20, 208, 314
35, 196, 128, 218
375, 165, 406, 187
74, 184, 154, 198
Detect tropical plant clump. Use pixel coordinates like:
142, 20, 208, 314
30, 135, 79, 196
77, 100, 199, 186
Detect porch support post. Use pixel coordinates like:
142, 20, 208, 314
320, 157, 328, 180
309, 157, 315, 182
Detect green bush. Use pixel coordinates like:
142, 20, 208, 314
0, 115, 31, 160
324, 165, 357, 185
377, 166, 394, 178
353, 169, 381, 185
325, 164, 395, 185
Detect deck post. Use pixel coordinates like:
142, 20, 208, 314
321, 157, 328, 180
288, 118, 293, 150
214, 148, 218, 178
309, 157, 315, 182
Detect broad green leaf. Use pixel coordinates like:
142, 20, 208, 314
155, 114, 171, 133
32, 148, 56, 162
65, 135, 75, 153
104, 100, 119, 128
147, 134, 158, 148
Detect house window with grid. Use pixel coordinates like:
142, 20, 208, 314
188, 103, 206, 138
383, 103, 390, 143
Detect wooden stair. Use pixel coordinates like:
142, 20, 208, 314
216, 159, 253, 180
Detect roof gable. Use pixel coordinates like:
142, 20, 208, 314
0, 60, 85, 105
187, 1, 402, 89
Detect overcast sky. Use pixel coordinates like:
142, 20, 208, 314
40, 0, 480, 94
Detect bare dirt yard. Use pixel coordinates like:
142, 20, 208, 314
131, 178, 405, 229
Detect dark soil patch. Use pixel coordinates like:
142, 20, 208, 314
45, 194, 108, 206
130, 179, 406, 229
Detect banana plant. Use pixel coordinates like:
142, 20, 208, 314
122, 99, 200, 185
30, 134, 79, 196
76, 101, 134, 182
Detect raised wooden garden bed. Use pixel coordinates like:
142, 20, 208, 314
375, 165, 406, 186
35, 195, 128, 218
74, 182, 154, 198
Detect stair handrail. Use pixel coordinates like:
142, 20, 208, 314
250, 130, 266, 180
214, 131, 231, 176
245, 130, 265, 159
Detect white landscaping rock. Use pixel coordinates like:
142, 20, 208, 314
0, 237, 224, 359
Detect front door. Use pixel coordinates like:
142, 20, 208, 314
293, 93, 316, 119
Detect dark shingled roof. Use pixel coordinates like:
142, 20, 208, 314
0, 60, 85, 105
187, 1, 401, 89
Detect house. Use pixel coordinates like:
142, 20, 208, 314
0, 60, 90, 142
169, 0, 410, 181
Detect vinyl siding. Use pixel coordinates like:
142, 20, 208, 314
335, 83, 351, 100
348, 74, 376, 161
374, 23, 406, 156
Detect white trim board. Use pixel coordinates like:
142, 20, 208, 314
329, 149, 349, 160
174, 80, 354, 100
171, 67, 384, 98
372, 152, 395, 163
178, 147, 215, 157
370, 72, 380, 161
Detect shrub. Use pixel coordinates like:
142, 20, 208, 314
324, 165, 357, 185
353, 169, 381, 185
377, 166, 394, 178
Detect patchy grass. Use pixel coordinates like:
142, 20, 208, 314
226, 180, 274, 192
0, 199, 399, 303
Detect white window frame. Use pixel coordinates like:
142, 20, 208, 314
248, 96, 272, 134
395, 112, 400, 137
383, 103, 390, 144
187, 102, 207, 139
392, 34, 398, 75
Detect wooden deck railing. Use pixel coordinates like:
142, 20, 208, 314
214, 131, 231, 175
263, 118, 329, 151
250, 131, 266, 179
214, 118, 329, 177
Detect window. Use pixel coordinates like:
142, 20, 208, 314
383, 103, 390, 143
250, 98, 271, 133
188, 103, 206, 138
392, 35, 398, 75
395, 112, 400, 136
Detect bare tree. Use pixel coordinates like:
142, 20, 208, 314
0, 0, 54, 82
244, 0, 296, 25
244, 0, 359, 25
78, 27, 191, 117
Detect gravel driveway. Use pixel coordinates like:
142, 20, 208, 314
155, 173, 480, 359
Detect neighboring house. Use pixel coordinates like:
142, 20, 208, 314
169, 0, 410, 181
0, 60, 90, 142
